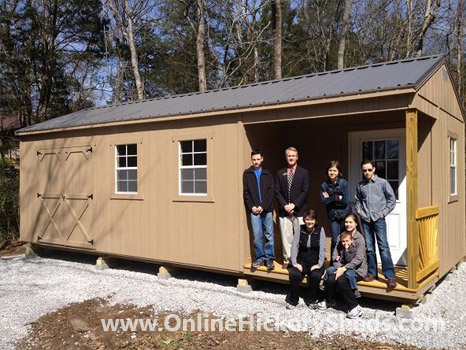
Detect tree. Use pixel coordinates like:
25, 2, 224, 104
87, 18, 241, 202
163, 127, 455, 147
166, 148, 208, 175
337, 0, 351, 69
272, 0, 282, 79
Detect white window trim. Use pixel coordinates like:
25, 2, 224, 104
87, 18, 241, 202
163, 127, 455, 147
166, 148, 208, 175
178, 140, 207, 196
115, 144, 138, 195
450, 137, 457, 196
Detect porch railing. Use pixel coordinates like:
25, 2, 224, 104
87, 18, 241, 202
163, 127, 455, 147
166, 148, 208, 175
414, 205, 440, 284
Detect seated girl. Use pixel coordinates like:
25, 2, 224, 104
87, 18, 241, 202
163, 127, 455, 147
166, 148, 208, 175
286, 209, 326, 309
319, 213, 367, 318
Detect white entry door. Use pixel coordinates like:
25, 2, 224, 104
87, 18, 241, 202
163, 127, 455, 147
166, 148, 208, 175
349, 129, 407, 266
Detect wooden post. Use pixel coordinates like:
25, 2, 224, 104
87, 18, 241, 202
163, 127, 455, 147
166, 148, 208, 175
406, 109, 419, 289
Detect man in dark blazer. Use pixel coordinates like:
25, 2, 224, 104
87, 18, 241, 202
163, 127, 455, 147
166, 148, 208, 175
243, 150, 275, 270
275, 147, 310, 268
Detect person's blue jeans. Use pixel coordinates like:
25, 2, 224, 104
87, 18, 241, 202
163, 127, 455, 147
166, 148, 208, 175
329, 219, 344, 256
361, 218, 395, 279
251, 211, 275, 261
324, 266, 359, 290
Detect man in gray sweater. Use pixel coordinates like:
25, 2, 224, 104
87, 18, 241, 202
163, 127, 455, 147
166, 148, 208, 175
355, 159, 397, 288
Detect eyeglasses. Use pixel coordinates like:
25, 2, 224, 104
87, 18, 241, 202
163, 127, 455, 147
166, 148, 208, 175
362, 168, 374, 173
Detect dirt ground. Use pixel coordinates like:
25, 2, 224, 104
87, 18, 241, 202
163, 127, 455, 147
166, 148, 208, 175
0, 240, 25, 256
2, 243, 425, 350
14, 298, 426, 350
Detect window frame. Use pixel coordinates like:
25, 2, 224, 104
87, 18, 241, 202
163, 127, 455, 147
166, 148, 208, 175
115, 143, 138, 195
448, 131, 458, 202
178, 139, 207, 196
172, 132, 214, 203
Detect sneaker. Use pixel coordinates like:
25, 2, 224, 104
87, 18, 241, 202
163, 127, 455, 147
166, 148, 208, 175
281, 262, 289, 269
316, 300, 336, 310
305, 300, 319, 309
285, 302, 298, 310
266, 260, 275, 270
251, 259, 263, 268
346, 305, 363, 319
354, 289, 361, 298
387, 278, 397, 288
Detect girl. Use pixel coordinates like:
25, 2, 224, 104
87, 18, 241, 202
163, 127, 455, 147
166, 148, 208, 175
286, 209, 326, 309
319, 213, 367, 318
320, 161, 351, 256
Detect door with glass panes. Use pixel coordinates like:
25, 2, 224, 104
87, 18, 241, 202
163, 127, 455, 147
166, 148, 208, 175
349, 129, 407, 266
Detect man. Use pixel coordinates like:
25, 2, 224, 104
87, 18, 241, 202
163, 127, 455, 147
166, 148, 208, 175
354, 159, 397, 288
243, 150, 275, 270
275, 147, 310, 269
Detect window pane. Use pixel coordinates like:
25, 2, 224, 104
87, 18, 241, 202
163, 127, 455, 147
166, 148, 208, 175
362, 141, 373, 160
181, 169, 194, 180
117, 180, 127, 192
388, 181, 398, 199
195, 180, 207, 194
128, 169, 137, 181
194, 168, 207, 180
387, 139, 399, 159
451, 167, 456, 194
127, 156, 137, 167
182, 154, 193, 166
375, 141, 385, 159
117, 156, 127, 168
180, 141, 192, 153
117, 170, 128, 180
194, 153, 207, 165
375, 161, 386, 178
181, 180, 194, 193
128, 181, 137, 193
127, 144, 137, 156
387, 161, 398, 180
194, 139, 206, 152
116, 145, 126, 156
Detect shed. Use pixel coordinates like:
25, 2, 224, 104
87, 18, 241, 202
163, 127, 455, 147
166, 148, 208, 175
17, 55, 465, 303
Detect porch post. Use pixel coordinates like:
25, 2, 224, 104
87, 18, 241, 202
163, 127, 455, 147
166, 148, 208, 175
406, 109, 419, 289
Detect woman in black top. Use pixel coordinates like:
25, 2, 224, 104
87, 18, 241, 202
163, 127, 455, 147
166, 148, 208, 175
286, 209, 326, 308
320, 160, 351, 256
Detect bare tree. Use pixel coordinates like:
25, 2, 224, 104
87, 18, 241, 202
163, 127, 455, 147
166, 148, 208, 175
406, 0, 413, 57
455, 0, 464, 103
272, 0, 282, 79
415, 0, 441, 56
106, 0, 153, 100
337, 0, 351, 69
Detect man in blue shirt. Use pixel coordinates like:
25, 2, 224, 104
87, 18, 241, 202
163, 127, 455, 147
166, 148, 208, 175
355, 159, 397, 288
243, 150, 275, 270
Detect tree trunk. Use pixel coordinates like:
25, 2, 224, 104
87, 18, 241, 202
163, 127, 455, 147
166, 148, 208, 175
115, 57, 127, 104
124, 0, 144, 100
456, 0, 464, 103
406, 0, 413, 57
196, 0, 207, 92
272, 0, 282, 79
415, 0, 440, 57
337, 0, 351, 69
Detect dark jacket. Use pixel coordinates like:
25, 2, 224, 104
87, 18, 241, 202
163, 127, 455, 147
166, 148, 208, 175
243, 167, 274, 212
332, 230, 368, 278
275, 165, 310, 217
320, 177, 351, 221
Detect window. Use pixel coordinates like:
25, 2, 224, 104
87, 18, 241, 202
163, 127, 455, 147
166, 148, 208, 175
362, 138, 399, 198
179, 139, 207, 195
450, 137, 457, 196
115, 144, 137, 193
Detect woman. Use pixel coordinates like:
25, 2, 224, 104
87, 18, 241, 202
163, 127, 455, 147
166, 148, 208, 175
286, 209, 326, 309
319, 213, 367, 319
320, 160, 351, 255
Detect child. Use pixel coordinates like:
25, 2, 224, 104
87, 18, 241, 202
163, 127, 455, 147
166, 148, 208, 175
319, 213, 367, 319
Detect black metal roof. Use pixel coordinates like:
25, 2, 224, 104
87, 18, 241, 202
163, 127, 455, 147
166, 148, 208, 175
17, 55, 445, 134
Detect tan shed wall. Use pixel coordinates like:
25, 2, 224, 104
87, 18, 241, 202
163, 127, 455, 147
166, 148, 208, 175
20, 116, 245, 273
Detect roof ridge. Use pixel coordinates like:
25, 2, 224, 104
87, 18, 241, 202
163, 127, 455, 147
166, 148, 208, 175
80, 54, 444, 113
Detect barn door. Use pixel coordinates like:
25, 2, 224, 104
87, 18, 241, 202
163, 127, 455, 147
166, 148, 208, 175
36, 146, 95, 249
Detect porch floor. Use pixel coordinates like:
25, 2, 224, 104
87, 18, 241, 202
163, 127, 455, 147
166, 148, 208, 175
243, 261, 411, 292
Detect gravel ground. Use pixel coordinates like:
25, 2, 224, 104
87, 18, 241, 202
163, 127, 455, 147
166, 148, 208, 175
1, 250, 465, 350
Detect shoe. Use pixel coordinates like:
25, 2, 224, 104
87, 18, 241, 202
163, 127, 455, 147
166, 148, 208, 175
285, 302, 298, 309
387, 278, 397, 288
346, 305, 363, 319
305, 300, 319, 309
251, 259, 263, 268
363, 274, 376, 282
266, 260, 275, 270
316, 300, 336, 310
354, 289, 361, 298
281, 262, 289, 269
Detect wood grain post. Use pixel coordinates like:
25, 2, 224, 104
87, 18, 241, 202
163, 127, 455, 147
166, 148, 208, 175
406, 109, 419, 289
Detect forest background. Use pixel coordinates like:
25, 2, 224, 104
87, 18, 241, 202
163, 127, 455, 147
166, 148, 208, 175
0, 0, 464, 241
